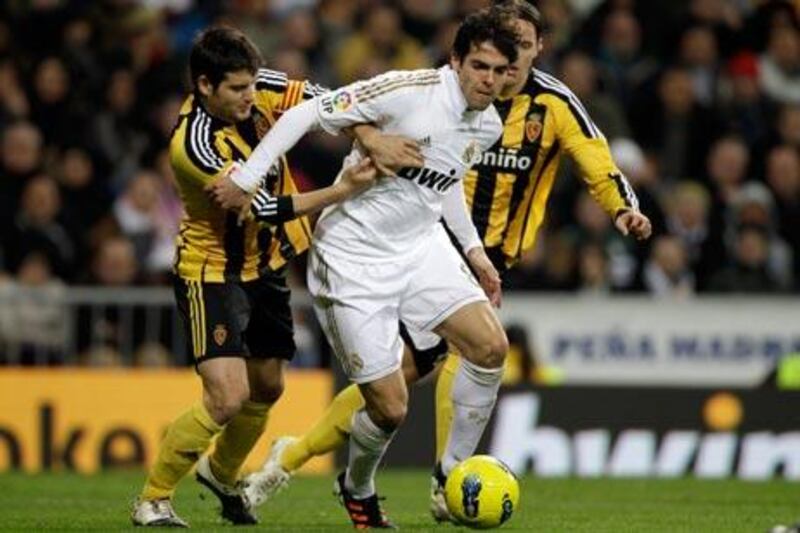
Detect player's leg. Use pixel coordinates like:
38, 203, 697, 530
200, 272, 297, 523
400, 227, 507, 514
244, 330, 447, 508
308, 247, 407, 528
206, 272, 293, 489
134, 278, 251, 527
434, 301, 507, 474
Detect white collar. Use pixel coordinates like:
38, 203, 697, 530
440, 65, 483, 126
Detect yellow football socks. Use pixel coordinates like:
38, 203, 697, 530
280, 383, 365, 472
435, 353, 459, 461
209, 400, 271, 486
140, 402, 223, 500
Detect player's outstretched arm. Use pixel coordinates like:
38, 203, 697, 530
206, 98, 321, 211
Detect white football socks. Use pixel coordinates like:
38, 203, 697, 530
441, 358, 503, 475
344, 409, 396, 499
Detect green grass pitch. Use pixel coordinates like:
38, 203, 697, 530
0, 470, 796, 531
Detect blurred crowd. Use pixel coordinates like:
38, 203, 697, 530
1, 0, 799, 300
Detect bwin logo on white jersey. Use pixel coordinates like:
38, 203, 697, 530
397, 166, 459, 193
474, 147, 533, 172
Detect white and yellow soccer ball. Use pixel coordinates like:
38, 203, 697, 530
444, 455, 520, 529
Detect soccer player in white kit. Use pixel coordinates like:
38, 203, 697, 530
209, 7, 518, 528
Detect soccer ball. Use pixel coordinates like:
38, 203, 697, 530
444, 455, 519, 529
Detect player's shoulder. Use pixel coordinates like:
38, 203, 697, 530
350, 68, 441, 98
255, 68, 289, 91
528, 68, 579, 105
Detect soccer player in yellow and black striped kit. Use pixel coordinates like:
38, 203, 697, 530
130, 26, 398, 528
241, 0, 652, 522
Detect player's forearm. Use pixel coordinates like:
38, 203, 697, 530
249, 183, 351, 223
442, 181, 482, 252
291, 182, 352, 217
233, 99, 320, 193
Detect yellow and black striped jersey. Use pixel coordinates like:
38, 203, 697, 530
464, 68, 638, 271
170, 68, 326, 283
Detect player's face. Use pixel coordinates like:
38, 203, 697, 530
199, 69, 256, 123
506, 19, 542, 89
451, 41, 510, 110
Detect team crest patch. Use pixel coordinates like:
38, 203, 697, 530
462, 140, 482, 165
524, 109, 544, 143
213, 324, 228, 346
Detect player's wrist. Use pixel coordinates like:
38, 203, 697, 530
230, 164, 260, 194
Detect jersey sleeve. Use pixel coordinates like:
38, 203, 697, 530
553, 95, 639, 217
170, 112, 233, 187
255, 68, 328, 113
315, 69, 440, 135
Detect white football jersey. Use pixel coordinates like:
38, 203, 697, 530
312, 66, 503, 262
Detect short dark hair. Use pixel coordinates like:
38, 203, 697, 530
452, 7, 519, 65
494, 0, 546, 37
189, 26, 262, 88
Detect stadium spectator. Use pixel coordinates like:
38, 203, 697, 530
576, 241, 612, 295
56, 146, 112, 243
90, 67, 148, 192
775, 103, 800, 148
758, 26, 800, 104
0, 121, 44, 237
677, 24, 720, 106
631, 66, 721, 182
0, 59, 29, 128
726, 181, 793, 290
764, 145, 800, 286
30, 56, 86, 148
0, 252, 66, 366
610, 137, 666, 235
113, 169, 176, 280
569, 190, 638, 290
91, 236, 139, 287
718, 51, 769, 148
642, 234, 695, 298
594, 9, 657, 108
709, 223, 783, 293
7, 174, 77, 281
560, 50, 631, 139
134, 341, 172, 368
664, 181, 717, 288
334, 2, 429, 83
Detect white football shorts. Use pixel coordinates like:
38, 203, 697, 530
307, 226, 486, 383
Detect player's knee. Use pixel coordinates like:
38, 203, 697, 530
372, 399, 407, 431
207, 388, 249, 424
468, 331, 509, 369
252, 377, 284, 404
486, 332, 510, 368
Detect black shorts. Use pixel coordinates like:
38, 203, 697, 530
399, 322, 449, 378
174, 273, 295, 365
